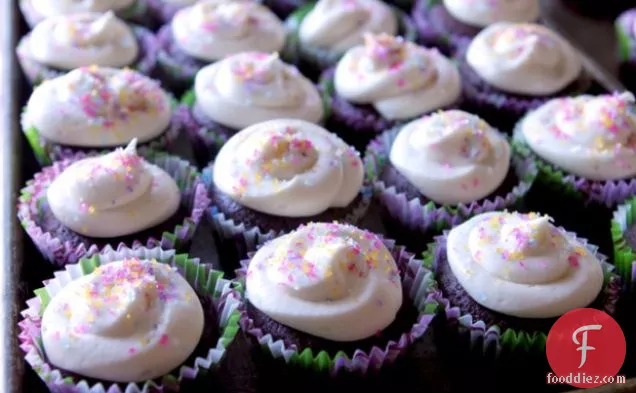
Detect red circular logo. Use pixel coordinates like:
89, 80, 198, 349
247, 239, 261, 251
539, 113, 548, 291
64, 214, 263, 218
546, 308, 626, 388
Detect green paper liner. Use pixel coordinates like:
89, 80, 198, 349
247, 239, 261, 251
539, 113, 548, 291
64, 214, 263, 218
18, 246, 242, 393
423, 231, 622, 356
611, 197, 636, 293
284, 2, 418, 75
235, 237, 440, 375
21, 97, 181, 167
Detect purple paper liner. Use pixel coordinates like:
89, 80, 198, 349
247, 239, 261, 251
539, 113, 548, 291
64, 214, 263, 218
512, 123, 636, 208
201, 165, 374, 268
16, 24, 159, 86
235, 236, 440, 375
410, 0, 475, 55
146, 0, 188, 25
173, 103, 236, 167
17, 151, 211, 267
616, 9, 636, 63
21, 100, 181, 166
263, 0, 311, 20
454, 45, 593, 131
155, 24, 211, 94
427, 230, 621, 356
19, 0, 153, 28
365, 126, 537, 236
319, 67, 463, 152
18, 246, 242, 393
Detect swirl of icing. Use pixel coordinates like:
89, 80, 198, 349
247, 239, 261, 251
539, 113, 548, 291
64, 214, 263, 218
213, 119, 364, 217
29, 0, 135, 19
27, 12, 138, 70
334, 34, 462, 120
194, 52, 324, 129
389, 110, 511, 204
171, 0, 285, 62
41, 258, 204, 382
46, 140, 181, 238
466, 22, 582, 96
519, 92, 636, 180
446, 211, 604, 318
443, 0, 540, 28
246, 222, 402, 341
298, 0, 398, 54
22, 66, 172, 147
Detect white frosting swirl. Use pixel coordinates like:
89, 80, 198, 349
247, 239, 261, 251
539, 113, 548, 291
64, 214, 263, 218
466, 22, 582, 96
334, 34, 462, 120
172, 0, 285, 62
162, 0, 196, 5
47, 140, 181, 238
22, 66, 172, 147
194, 52, 324, 129
446, 211, 604, 318
519, 92, 636, 181
28, 0, 135, 19
246, 222, 402, 341
42, 258, 204, 382
213, 119, 364, 217
443, 0, 540, 28
298, 0, 398, 54
390, 110, 511, 204
27, 12, 138, 70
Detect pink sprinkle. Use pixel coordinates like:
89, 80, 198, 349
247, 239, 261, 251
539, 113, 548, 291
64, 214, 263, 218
129, 347, 137, 354
159, 334, 170, 346
472, 177, 480, 187
397, 79, 406, 87
568, 255, 580, 267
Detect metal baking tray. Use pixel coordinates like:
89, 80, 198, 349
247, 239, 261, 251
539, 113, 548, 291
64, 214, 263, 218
2, 0, 635, 392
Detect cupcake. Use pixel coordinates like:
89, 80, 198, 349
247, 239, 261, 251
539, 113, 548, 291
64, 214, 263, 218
146, 0, 197, 25
17, 12, 158, 86
320, 33, 463, 152
456, 22, 591, 130
237, 222, 438, 374
178, 51, 325, 166
202, 119, 371, 269
286, 0, 416, 80
17, 140, 210, 266
513, 92, 636, 258
19, 0, 152, 28
612, 197, 636, 293
616, 9, 636, 92
411, 0, 540, 54
426, 211, 620, 358
19, 246, 241, 392
21, 66, 179, 166
365, 110, 536, 252
156, 0, 286, 93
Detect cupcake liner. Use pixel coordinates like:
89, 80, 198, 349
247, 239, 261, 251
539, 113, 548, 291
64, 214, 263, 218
611, 197, 636, 292
365, 126, 537, 237
22, 98, 181, 167
285, 3, 417, 79
263, 0, 310, 20
512, 126, 636, 208
17, 150, 210, 267
411, 0, 473, 55
319, 68, 462, 152
155, 25, 208, 94
616, 10, 636, 63
19, 0, 153, 28
146, 0, 187, 25
177, 91, 237, 167
17, 25, 159, 86
201, 165, 373, 269
235, 237, 439, 375
19, 246, 242, 393
455, 46, 593, 131
424, 230, 622, 356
